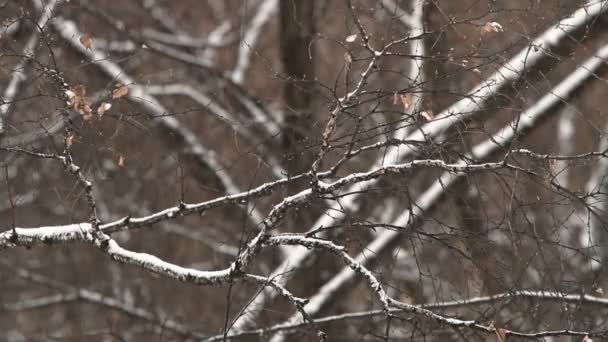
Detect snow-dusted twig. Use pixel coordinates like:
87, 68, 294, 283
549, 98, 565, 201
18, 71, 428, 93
421, 289, 608, 308
0, 158, 515, 253
0, 0, 59, 134
234, 0, 429, 330
268, 43, 608, 339
231, 0, 278, 84
201, 289, 608, 341
0, 165, 336, 251
511, 148, 608, 161
232, 0, 608, 330
266, 235, 391, 310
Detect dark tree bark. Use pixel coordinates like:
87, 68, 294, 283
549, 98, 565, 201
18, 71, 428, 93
280, 0, 316, 171
280, 0, 317, 231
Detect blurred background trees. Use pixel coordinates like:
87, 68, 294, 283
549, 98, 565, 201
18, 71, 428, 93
2, 0, 608, 340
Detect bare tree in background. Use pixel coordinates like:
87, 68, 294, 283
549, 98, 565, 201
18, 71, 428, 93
2, 0, 608, 341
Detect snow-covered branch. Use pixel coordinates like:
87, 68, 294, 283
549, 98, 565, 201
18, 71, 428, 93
268, 42, 608, 339
232, 1, 608, 330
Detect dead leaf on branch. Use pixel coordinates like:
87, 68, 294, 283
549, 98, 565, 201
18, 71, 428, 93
71, 84, 86, 98
66, 134, 74, 148
68, 85, 93, 122
482, 22, 504, 34
399, 94, 412, 112
495, 328, 507, 342
79, 32, 93, 49
81, 105, 93, 122
420, 109, 434, 121
97, 102, 111, 117
472, 68, 482, 84
112, 84, 129, 99
490, 322, 507, 342
344, 52, 352, 70
323, 116, 337, 145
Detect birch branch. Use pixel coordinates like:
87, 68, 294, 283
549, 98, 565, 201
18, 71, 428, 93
0, 158, 515, 252
202, 290, 608, 341
231, 0, 278, 84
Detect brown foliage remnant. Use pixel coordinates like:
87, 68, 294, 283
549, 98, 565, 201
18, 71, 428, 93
97, 102, 111, 117
399, 94, 412, 112
420, 109, 434, 121
79, 32, 93, 49
67, 84, 93, 121
112, 84, 129, 99
482, 21, 504, 34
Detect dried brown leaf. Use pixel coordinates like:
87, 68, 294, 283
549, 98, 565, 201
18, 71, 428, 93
66, 134, 74, 148
495, 328, 507, 342
80, 32, 93, 49
344, 52, 352, 70
69, 85, 93, 121
399, 94, 412, 112
81, 104, 93, 120
482, 22, 504, 34
112, 84, 129, 99
71, 84, 86, 98
97, 102, 111, 117
421, 109, 434, 121
472, 68, 482, 84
